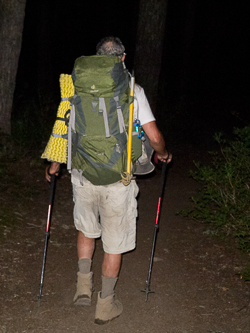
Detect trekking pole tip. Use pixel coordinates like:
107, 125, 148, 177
141, 284, 155, 301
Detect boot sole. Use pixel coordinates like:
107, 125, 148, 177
74, 295, 91, 306
94, 314, 121, 325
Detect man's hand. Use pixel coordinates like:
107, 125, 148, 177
45, 162, 60, 182
157, 152, 172, 164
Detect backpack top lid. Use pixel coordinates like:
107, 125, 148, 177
72, 55, 129, 98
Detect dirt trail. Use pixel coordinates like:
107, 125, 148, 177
0, 145, 249, 333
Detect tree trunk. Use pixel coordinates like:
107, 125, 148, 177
134, 0, 168, 115
0, 0, 26, 135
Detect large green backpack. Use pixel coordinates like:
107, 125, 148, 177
67, 55, 142, 185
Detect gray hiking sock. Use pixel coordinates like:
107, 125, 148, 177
101, 276, 118, 299
78, 258, 92, 274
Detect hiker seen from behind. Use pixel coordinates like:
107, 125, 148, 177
42, 36, 172, 325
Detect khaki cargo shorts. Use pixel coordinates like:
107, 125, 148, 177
72, 176, 139, 254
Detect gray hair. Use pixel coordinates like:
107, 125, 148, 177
96, 36, 125, 57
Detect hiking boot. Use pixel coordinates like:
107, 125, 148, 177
94, 291, 123, 325
73, 271, 93, 306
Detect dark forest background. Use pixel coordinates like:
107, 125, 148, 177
3, 0, 250, 151
1, 0, 250, 268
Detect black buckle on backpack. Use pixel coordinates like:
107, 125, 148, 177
56, 109, 70, 126
64, 109, 70, 126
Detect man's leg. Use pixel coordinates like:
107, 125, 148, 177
74, 231, 95, 306
101, 253, 121, 298
95, 252, 123, 325
102, 252, 121, 277
77, 230, 95, 260
94, 180, 138, 324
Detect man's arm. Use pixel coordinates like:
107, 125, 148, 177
142, 121, 172, 163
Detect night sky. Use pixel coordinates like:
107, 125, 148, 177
14, 0, 250, 143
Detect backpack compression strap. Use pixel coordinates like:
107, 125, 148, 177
99, 98, 111, 138
67, 95, 76, 171
114, 96, 126, 134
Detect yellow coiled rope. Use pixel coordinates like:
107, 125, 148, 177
41, 74, 74, 163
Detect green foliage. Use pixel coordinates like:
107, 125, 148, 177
183, 127, 250, 253
239, 265, 250, 281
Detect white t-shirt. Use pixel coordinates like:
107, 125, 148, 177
134, 84, 155, 125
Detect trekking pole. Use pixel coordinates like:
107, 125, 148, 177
142, 160, 168, 301
38, 173, 56, 299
